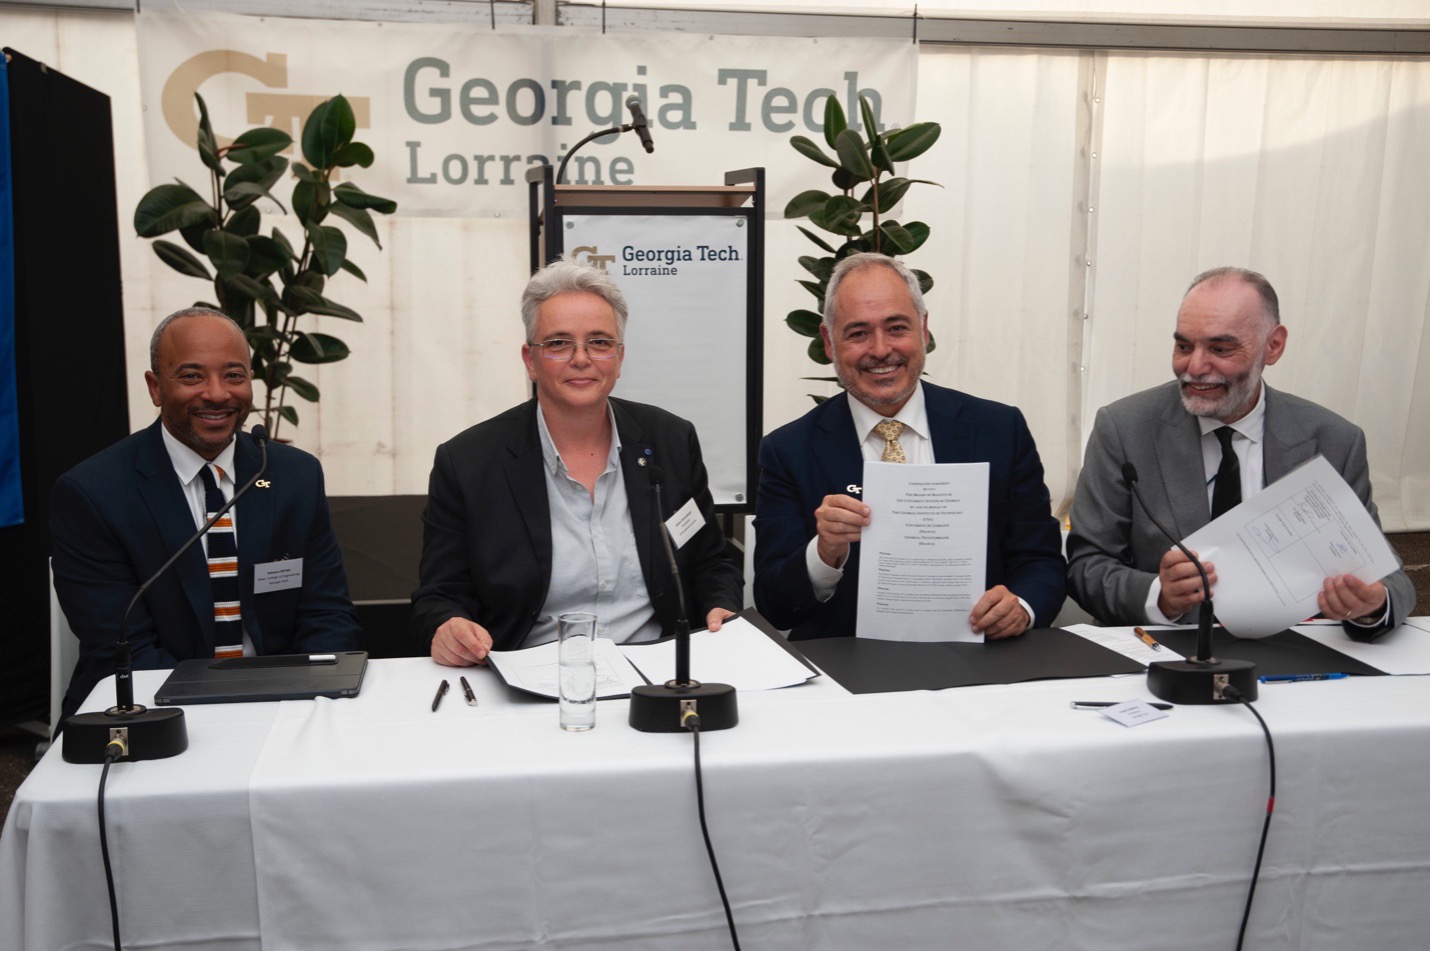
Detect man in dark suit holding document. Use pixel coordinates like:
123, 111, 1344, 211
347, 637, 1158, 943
1066, 266, 1414, 638
753, 253, 1066, 642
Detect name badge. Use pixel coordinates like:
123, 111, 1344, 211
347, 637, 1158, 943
664, 498, 706, 550
254, 558, 303, 594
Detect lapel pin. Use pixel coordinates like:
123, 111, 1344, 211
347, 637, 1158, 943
256, 479, 272, 489
637, 457, 646, 467
846, 483, 862, 495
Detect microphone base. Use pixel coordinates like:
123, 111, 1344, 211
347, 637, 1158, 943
61, 706, 189, 763
1147, 658, 1258, 705
629, 681, 738, 733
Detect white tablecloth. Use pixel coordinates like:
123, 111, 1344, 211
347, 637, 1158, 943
4, 625, 1430, 949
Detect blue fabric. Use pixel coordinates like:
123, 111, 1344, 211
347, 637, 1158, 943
0, 58, 24, 528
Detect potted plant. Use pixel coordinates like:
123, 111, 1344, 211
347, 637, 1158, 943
783, 94, 941, 400
134, 93, 397, 438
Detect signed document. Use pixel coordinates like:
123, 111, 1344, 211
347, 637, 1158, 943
1185, 455, 1404, 639
856, 461, 988, 642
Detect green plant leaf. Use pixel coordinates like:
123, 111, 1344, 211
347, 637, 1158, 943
333, 182, 397, 214
270, 227, 298, 261
912, 268, 934, 294
290, 331, 351, 364
797, 255, 835, 281
224, 181, 285, 213
244, 235, 290, 276
859, 95, 880, 145
224, 155, 288, 205
833, 128, 875, 181
330, 142, 374, 169
806, 335, 832, 365
224, 272, 271, 302
303, 95, 355, 168
292, 179, 328, 228
195, 94, 220, 173
797, 279, 824, 302
226, 205, 262, 237
327, 202, 380, 248
878, 221, 916, 254
790, 135, 839, 169
308, 224, 348, 277
152, 240, 213, 280
785, 309, 823, 338
284, 374, 320, 403
885, 122, 942, 162
810, 194, 864, 237
225, 127, 292, 165
871, 134, 895, 177
290, 162, 319, 184
278, 405, 299, 427
204, 230, 251, 279
831, 166, 862, 192
307, 295, 362, 322
796, 226, 837, 253
284, 284, 325, 314
134, 184, 214, 237
822, 94, 847, 150
900, 221, 931, 253
783, 189, 831, 219
339, 259, 369, 282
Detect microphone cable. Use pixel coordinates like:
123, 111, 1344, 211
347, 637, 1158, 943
1220, 685, 1276, 951
98, 737, 127, 950
682, 709, 740, 950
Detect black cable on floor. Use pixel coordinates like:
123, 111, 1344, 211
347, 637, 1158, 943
1230, 694, 1276, 951
689, 717, 740, 950
98, 742, 125, 950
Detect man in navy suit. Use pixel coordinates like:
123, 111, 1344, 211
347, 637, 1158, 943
51, 308, 359, 714
754, 253, 1065, 641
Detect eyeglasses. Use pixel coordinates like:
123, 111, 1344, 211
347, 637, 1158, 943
531, 338, 622, 361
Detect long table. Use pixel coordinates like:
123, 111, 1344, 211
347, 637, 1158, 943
4, 623, 1430, 950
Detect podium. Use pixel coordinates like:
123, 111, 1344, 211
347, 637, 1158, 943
525, 166, 764, 510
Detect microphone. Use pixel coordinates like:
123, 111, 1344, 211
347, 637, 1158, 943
1122, 462, 1257, 704
625, 96, 654, 153
628, 460, 737, 733
62, 425, 272, 762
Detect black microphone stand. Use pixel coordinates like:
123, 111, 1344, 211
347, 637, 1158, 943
628, 469, 738, 733
555, 98, 652, 185
1122, 463, 1257, 704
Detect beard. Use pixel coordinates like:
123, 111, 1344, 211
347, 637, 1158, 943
834, 352, 923, 414
1178, 368, 1261, 421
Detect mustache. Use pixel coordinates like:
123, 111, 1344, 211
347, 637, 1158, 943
1179, 373, 1228, 386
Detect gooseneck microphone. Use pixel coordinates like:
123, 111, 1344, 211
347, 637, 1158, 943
628, 464, 738, 733
1122, 462, 1257, 704
62, 425, 271, 762
625, 96, 655, 153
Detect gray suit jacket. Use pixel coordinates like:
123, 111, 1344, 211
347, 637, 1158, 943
1066, 382, 1414, 639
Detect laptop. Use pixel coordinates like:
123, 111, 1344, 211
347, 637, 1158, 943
153, 651, 369, 705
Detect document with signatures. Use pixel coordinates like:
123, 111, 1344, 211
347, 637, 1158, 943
1185, 455, 1403, 639
856, 461, 988, 642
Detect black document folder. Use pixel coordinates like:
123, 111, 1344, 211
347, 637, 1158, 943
154, 651, 369, 704
1149, 628, 1385, 677
794, 627, 1143, 695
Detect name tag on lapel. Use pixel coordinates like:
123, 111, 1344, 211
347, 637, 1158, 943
254, 558, 303, 594
665, 498, 705, 550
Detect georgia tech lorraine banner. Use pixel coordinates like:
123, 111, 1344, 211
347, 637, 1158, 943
137, 10, 917, 219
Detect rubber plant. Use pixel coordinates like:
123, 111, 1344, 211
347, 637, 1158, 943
783, 94, 941, 401
134, 93, 397, 439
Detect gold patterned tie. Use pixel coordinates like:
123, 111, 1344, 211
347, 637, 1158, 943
874, 419, 907, 463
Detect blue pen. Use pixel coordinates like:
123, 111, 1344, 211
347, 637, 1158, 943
1259, 672, 1349, 684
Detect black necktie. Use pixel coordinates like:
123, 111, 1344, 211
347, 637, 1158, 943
1211, 426, 1242, 519
198, 464, 244, 659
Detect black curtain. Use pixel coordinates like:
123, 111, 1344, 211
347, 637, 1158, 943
0, 50, 128, 726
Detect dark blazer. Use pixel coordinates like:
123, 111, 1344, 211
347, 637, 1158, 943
409, 398, 742, 650
50, 419, 360, 715
1066, 381, 1415, 639
753, 382, 1066, 640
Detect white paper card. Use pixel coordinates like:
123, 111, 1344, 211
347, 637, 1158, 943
856, 461, 989, 643
254, 558, 303, 594
665, 497, 705, 550
1100, 700, 1169, 727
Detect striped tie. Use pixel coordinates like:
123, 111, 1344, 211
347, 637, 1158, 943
198, 464, 243, 659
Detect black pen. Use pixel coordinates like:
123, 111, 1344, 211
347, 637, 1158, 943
460, 676, 477, 706
432, 679, 449, 712
1071, 700, 1174, 711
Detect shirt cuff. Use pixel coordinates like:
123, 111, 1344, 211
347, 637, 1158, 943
1143, 577, 1182, 626
805, 537, 843, 603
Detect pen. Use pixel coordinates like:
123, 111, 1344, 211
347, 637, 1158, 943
460, 676, 477, 707
1071, 701, 1174, 711
432, 679, 450, 712
1259, 673, 1348, 684
1133, 626, 1163, 651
